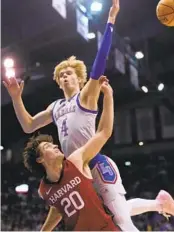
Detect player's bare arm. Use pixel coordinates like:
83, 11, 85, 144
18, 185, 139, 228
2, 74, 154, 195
96, 79, 113, 134
3, 77, 53, 133
79, 0, 119, 110
69, 81, 114, 168
41, 206, 62, 231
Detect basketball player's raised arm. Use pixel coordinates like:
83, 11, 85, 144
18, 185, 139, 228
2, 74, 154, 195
3, 77, 53, 133
41, 206, 62, 231
80, 83, 114, 164
80, 0, 119, 106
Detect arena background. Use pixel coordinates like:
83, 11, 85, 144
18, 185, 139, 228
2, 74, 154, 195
1, 0, 174, 230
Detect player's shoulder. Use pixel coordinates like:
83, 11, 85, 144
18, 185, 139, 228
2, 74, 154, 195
68, 148, 83, 163
67, 148, 84, 169
38, 179, 45, 199
47, 98, 66, 110
67, 150, 93, 180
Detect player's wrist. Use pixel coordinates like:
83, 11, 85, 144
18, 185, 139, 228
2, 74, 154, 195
12, 95, 22, 102
103, 92, 113, 100
107, 16, 116, 25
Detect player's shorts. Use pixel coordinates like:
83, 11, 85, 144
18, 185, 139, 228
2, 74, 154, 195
89, 153, 126, 201
89, 154, 139, 231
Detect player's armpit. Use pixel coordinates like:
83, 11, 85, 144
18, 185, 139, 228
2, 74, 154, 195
68, 133, 110, 175
82, 132, 111, 164
40, 206, 62, 231
70, 126, 112, 167
79, 76, 109, 111
79, 79, 100, 111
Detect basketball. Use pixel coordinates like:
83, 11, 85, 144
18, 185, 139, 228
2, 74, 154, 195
156, 0, 174, 26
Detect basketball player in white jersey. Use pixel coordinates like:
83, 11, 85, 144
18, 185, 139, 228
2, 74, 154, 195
3, 0, 174, 230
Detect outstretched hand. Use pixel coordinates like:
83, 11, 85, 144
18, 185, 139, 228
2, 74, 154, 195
108, 0, 120, 23
3, 77, 24, 99
99, 76, 113, 96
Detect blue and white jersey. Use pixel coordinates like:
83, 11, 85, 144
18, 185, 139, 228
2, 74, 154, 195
52, 93, 126, 195
52, 93, 98, 157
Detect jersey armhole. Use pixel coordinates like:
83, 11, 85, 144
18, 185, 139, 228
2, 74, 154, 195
51, 99, 66, 124
76, 93, 98, 114
38, 188, 43, 199
51, 100, 60, 125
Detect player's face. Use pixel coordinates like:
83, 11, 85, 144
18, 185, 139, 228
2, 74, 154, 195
37, 142, 64, 164
58, 67, 80, 90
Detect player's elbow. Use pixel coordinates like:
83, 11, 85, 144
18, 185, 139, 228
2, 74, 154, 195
105, 131, 112, 139
23, 127, 34, 133
102, 129, 112, 140
22, 119, 35, 133
23, 126, 33, 133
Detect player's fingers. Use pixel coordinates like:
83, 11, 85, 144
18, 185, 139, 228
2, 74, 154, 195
3, 77, 11, 86
112, 0, 120, 9
11, 77, 19, 86
99, 76, 105, 84
101, 82, 110, 92
103, 76, 109, 82
99, 76, 109, 84
117, 0, 120, 8
99, 75, 106, 80
105, 78, 109, 83
2, 81, 9, 89
103, 81, 109, 85
113, 0, 117, 6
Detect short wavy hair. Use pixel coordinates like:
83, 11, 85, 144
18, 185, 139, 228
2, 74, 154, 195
53, 56, 87, 89
23, 134, 53, 177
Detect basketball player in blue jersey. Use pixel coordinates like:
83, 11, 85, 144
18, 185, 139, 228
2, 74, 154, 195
3, 0, 174, 230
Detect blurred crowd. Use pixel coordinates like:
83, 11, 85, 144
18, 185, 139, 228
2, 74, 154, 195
1, 153, 174, 231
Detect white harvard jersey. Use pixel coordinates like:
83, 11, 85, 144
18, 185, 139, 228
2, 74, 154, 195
52, 93, 97, 157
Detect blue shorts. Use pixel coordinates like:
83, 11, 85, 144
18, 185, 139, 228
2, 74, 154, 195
89, 153, 105, 170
